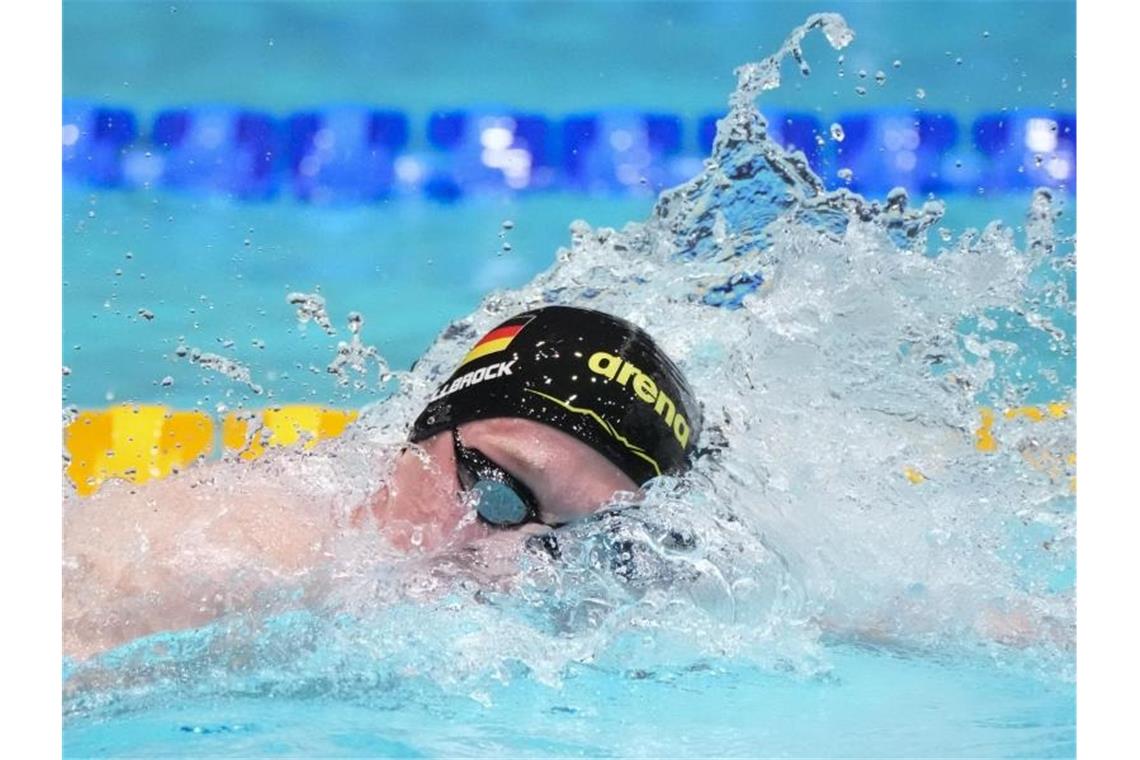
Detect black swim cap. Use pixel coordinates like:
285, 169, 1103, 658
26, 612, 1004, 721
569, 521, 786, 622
410, 306, 701, 485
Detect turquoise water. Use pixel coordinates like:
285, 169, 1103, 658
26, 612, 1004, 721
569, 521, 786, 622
65, 1, 1074, 117
63, 5, 1076, 758
62, 190, 1073, 410
66, 648, 1074, 757
62, 0, 1076, 409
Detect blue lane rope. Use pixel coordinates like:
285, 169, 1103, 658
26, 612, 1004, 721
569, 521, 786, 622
62, 101, 1075, 202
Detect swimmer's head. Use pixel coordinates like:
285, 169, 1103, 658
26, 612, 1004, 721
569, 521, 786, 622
410, 305, 702, 525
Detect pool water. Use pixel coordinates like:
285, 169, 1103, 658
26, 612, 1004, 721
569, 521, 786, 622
63, 5, 1075, 758
66, 647, 1074, 757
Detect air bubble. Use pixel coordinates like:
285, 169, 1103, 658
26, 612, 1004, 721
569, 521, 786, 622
875, 70, 886, 86
829, 123, 845, 142
160, 376, 174, 387
837, 168, 853, 183
915, 88, 926, 100
138, 308, 155, 321
892, 59, 902, 69
855, 86, 867, 96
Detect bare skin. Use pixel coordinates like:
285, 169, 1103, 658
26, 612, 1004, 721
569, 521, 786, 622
63, 416, 1064, 659
63, 418, 637, 660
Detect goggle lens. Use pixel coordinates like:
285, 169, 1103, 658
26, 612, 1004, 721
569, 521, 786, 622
453, 430, 540, 527
471, 479, 531, 526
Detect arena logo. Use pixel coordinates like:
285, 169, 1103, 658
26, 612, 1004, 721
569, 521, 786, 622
586, 351, 691, 448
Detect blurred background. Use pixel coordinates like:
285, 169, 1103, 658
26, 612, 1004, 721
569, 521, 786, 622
63, 0, 1075, 412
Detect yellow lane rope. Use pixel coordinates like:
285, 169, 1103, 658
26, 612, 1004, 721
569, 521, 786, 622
62, 403, 1073, 496
64, 405, 357, 496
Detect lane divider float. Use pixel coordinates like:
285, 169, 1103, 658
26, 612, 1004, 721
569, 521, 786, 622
63, 402, 1073, 496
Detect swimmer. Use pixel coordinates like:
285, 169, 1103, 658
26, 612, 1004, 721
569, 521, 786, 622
63, 306, 701, 658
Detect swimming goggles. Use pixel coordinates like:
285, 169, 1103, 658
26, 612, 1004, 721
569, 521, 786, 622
452, 428, 542, 527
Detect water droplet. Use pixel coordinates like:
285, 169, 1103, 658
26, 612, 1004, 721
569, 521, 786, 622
124, 251, 133, 260
857, 68, 867, 79
982, 30, 991, 39
501, 242, 513, 252
501, 220, 515, 230
915, 88, 927, 100
829, 123, 845, 142
62, 366, 71, 377
243, 238, 251, 247
875, 70, 887, 86
160, 376, 174, 387
892, 59, 902, 69
138, 308, 155, 321
955, 57, 963, 66
114, 268, 123, 277
855, 86, 867, 97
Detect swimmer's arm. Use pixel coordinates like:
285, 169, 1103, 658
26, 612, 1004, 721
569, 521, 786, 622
816, 594, 1074, 651
63, 466, 332, 660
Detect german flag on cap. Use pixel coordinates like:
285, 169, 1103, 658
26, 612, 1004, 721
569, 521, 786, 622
458, 315, 534, 367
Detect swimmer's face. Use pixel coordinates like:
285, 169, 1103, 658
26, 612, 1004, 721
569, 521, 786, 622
429, 418, 639, 526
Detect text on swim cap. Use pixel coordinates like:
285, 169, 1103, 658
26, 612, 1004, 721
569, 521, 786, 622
587, 351, 691, 449
428, 359, 516, 402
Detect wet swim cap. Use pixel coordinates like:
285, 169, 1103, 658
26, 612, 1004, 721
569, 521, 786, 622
410, 305, 701, 485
